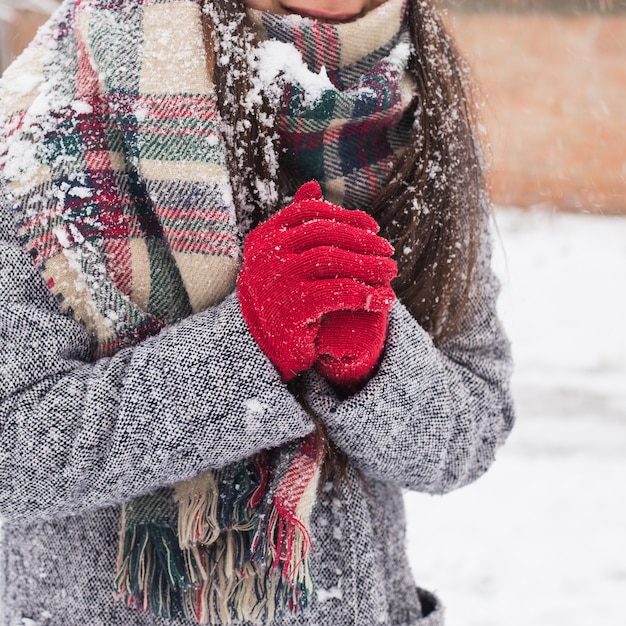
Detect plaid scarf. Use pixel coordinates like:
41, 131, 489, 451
251, 0, 414, 210
0, 0, 411, 622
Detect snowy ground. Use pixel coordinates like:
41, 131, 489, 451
405, 208, 626, 626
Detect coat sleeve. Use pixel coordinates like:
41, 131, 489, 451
0, 196, 314, 525
304, 219, 515, 494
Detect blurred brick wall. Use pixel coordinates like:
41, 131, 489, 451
446, 8, 626, 213
2, 3, 625, 213
445, 0, 625, 11
3, 10, 46, 60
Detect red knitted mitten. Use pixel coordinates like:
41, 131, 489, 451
315, 309, 391, 390
237, 181, 397, 382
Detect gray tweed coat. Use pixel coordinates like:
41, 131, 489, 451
0, 170, 514, 625
0, 3, 513, 620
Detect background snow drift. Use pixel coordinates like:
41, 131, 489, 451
405, 207, 626, 626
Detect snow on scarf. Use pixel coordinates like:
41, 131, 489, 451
0, 0, 411, 622
249, 0, 414, 210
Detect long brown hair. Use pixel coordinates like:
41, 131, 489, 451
202, 0, 486, 345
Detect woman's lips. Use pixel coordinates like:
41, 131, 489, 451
280, 3, 362, 22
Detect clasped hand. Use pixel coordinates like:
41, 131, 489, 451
238, 181, 397, 389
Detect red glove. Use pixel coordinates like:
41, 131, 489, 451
237, 181, 397, 382
315, 309, 390, 391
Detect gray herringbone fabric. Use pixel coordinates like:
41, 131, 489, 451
0, 175, 513, 625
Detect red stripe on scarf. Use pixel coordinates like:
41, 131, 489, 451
104, 238, 133, 297
137, 95, 221, 123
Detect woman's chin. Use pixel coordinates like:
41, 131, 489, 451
280, 5, 363, 22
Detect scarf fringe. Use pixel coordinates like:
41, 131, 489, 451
114, 449, 317, 624
251, 442, 322, 614
115, 523, 295, 624
254, 503, 307, 574
114, 520, 188, 618
175, 471, 222, 550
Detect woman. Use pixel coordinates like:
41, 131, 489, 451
0, 0, 514, 623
